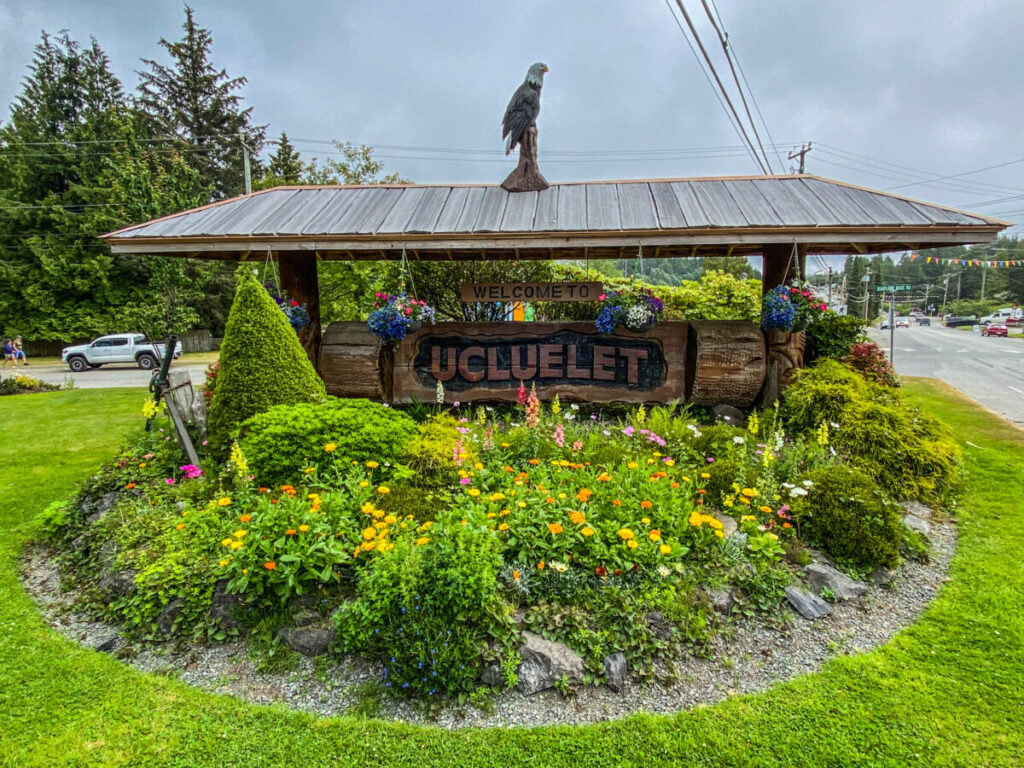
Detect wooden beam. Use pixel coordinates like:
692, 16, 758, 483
278, 251, 322, 371
761, 244, 797, 294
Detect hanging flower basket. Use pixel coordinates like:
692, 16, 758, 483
366, 293, 436, 343
264, 283, 311, 332
595, 287, 664, 334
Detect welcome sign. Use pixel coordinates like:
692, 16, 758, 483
392, 322, 687, 404
460, 281, 603, 303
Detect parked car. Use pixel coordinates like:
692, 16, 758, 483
916, 316, 931, 326
981, 323, 1008, 337
880, 319, 891, 330
945, 315, 978, 328
895, 317, 910, 328
980, 308, 1020, 325
62, 334, 180, 373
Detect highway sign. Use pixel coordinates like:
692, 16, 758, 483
875, 284, 911, 292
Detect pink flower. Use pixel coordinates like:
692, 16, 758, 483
598, 293, 607, 301
517, 381, 527, 405
553, 424, 565, 448
459, 477, 472, 485
405, 307, 413, 315
165, 478, 175, 485
572, 440, 583, 451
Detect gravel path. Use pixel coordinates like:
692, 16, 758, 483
19, 515, 955, 729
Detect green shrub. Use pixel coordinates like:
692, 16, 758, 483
780, 359, 875, 433
207, 271, 325, 451
401, 414, 469, 481
239, 398, 415, 485
333, 522, 511, 697
804, 313, 866, 363
794, 466, 903, 568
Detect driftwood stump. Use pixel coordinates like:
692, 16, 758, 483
501, 126, 549, 193
761, 330, 805, 406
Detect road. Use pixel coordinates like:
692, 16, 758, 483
7, 360, 212, 390
867, 322, 1024, 425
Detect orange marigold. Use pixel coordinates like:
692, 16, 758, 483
569, 510, 586, 525
264, 561, 276, 570
548, 522, 564, 534
640, 500, 653, 509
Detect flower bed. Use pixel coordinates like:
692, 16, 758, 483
41, 359, 959, 704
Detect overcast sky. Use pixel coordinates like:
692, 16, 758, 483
2, 0, 1022, 250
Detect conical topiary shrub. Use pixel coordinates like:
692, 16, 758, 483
207, 270, 325, 450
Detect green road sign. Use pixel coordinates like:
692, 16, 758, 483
875, 284, 911, 292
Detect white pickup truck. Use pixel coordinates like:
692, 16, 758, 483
62, 334, 180, 372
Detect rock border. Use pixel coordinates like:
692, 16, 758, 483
19, 512, 955, 730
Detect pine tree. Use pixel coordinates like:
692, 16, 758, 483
266, 132, 303, 183
136, 6, 265, 198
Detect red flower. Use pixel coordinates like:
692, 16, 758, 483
613, 569, 622, 576
291, 300, 299, 307
595, 566, 607, 576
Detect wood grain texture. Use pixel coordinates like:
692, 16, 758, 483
392, 321, 688, 404
460, 281, 602, 303
686, 321, 766, 407
319, 322, 389, 400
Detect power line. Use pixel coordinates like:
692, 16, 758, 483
698, 0, 775, 173
660, 0, 766, 174
667, 0, 769, 174
883, 157, 1024, 192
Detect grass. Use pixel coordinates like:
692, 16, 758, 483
10, 351, 220, 368
0, 381, 1022, 766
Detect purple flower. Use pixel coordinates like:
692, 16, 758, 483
706, 457, 715, 463
457, 427, 470, 434
623, 426, 635, 437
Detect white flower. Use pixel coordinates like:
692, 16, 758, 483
548, 560, 568, 573
830, 422, 840, 429
570, 403, 580, 411
657, 565, 671, 578
602, 430, 611, 436
789, 487, 808, 498
732, 436, 745, 444
802, 480, 814, 487
564, 413, 575, 421
782, 482, 795, 489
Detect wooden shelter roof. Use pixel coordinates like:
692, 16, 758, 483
102, 174, 1009, 261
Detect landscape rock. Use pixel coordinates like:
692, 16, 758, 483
291, 609, 321, 628
157, 598, 184, 635
97, 539, 119, 569
711, 512, 738, 537
276, 625, 335, 657
784, 586, 832, 619
709, 588, 735, 614
70, 535, 88, 554
88, 631, 122, 653
98, 569, 138, 597
208, 579, 244, 629
711, 404, 745, 426
479, 664, 503, 686
903, 514, 932, 535
803, 563, 868, 601
645, 611, 674, 641
805, 548, 834, 566
515, 631, 585, 695
603, 652, 628, 692
871, 567, 897, 587
85, 492, 119, 525
900, 500, 932, 519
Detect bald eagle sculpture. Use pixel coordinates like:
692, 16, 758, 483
502, 62, 548, 154
500, 62, 550, 192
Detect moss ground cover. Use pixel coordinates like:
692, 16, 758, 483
0, 380, 1023, 766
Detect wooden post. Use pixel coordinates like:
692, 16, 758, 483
501, 127, 549, 193
761, 243, 797, 294
278, 252, 322, 370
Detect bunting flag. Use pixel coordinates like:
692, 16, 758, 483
905, 255, 1021, 267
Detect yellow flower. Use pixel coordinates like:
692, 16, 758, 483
627, 539, 639, 549
324, 443, 338, 453
581, 526, 595, 537
298, 524, 310, 532
517, 501, 527, 509
377, 486, 390, 495
649, 529, 662, 541
229, 540, 243, 550
489, 492, 506, 502
474, 462, 484, 471
618, 528, 635, 541
700, 472, 710, 479
221, 538, 233, 547
500, 508, 511, 517
498, 522, 509, 531
175, 522, 185, 530
362, 527, 376, 541
486, 512, 497, 519
219, 559, 229, 567
627, 461, 638, 470
759, 505, 773, 514
664, 459, 676, 467
537, 561, 545, 570
659, 544, 672, 555
359, 481, 369, 488
741, 488, 757, 497
548, 522, 564, 534
740, 515, 756, 522
714, 530, 725, 538
467, 488, 481, 497
303, 467, 315, 474
362, 540, 377, 551
366, 460, 379, 469
218, 497, 232, 506
420, 521, 434, 529
641, 517, 650, 524
416, 537, 430, 546
384, 514, 397, 524
233, 529, 247, 538
138, 462, 147, 468
569, 511, 586, 525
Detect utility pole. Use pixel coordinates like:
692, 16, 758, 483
788, 142, 812, 173
827, 265, 833, 306
941, 273, 950, 316
862, 267, 872, 321
957, 270, 962, 300
981, 262, 987, 301
240, 132, 252, 194
923, 282, 930, 314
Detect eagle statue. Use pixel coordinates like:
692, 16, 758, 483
500, 62, 550, 192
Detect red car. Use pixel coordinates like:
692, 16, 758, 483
982, 322, 1008, 337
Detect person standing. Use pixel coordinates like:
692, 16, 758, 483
12, 336, 28, 366
1, 339, 13, 367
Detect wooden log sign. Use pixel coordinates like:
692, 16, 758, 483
393, 321, 687, 404
460, 281, 603, 303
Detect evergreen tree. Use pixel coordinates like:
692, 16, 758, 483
266, 132, 303, 182
136, 5, 265, 199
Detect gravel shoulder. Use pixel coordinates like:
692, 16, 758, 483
19, 516, 955, 730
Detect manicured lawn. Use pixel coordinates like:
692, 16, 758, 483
0, 381, 1022, 767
